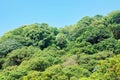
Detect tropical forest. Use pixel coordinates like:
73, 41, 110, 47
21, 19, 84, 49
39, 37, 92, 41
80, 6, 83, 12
0, 11, 120, 80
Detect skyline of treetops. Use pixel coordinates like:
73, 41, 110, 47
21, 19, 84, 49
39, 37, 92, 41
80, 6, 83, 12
0, 10, 120, 80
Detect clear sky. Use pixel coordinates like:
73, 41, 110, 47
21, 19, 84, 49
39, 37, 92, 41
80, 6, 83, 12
0, 0, 120, 36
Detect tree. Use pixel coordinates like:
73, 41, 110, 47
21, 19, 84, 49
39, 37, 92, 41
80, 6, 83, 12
0, 11, 120, 80
3, 46, 41, 68
107, 10, 120, 24
55, 33, 67, 49
76, 27, 111, 44
90, 55, 120, 80
62, 66, 90, 80
77, 16, 92, 27
110, 24, 120, 39
94, 38, 117, 51
0, 39, 22, 56
24, 23, 54, 50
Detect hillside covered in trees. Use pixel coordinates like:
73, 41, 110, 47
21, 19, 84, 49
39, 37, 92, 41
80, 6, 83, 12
0, 11, 120, 80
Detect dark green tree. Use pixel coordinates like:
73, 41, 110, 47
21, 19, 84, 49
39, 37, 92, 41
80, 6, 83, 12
0, 39, 22, 56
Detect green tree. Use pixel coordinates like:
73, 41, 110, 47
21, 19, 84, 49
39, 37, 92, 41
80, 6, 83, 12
109, 24, 120, 39
94, 38, 117, 51
24, 23, 54, 49
76, 27, 111, 44
90, 55, 120, 80
107, 10, 120, 24
3, 46, 40, 68
77, 16, 92, 27
55, 33, 67, 49
0, 39, 22, 56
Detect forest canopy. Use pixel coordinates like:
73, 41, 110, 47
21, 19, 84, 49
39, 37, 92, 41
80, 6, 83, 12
0, 10, 120, 80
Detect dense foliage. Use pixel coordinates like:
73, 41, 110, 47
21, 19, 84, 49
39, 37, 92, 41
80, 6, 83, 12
0, 10, 120, 80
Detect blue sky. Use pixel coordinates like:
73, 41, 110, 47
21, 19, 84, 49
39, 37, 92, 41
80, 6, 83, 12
0, 0, 120, 36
